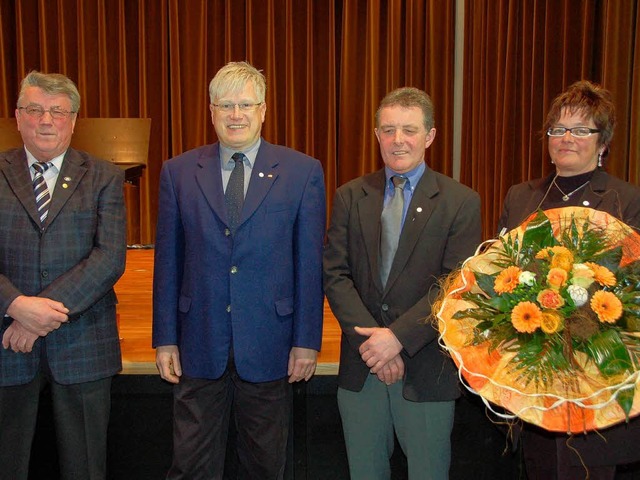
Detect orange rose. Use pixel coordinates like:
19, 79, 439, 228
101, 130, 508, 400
540, 311, 564, 334
536, 289, 565, 309
536, 246, 574, 273
547, 268, 568, 289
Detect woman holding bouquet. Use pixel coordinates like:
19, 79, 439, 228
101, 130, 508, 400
498, 80, 640, 479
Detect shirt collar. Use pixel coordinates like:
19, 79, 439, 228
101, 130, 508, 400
25, 146, 65, 173
220, 138, 261, 170
384, 162, 426, 191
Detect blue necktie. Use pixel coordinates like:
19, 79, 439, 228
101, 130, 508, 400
225, 153, 245, 234
380, 176, 406, 287
32, 162, 52, 224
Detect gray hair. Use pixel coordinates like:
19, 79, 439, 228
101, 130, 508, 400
18, 71, 80, 112
208, 61, 266, 104
375, 87, 434, 130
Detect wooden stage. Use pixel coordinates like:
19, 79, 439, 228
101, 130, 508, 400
115, 249, 341, 375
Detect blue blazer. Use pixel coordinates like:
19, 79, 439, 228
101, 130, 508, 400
152, 140, 326, 383
0, 147, 126, 386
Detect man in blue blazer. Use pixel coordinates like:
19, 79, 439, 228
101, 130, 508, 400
153, 61, 326, 479
0, 71, 126, 479
324, 87, 481, 479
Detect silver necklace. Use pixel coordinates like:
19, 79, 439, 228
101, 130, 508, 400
552, 176, 590, 201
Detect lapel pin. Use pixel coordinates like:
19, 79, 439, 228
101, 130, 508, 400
64, 177, 71, 181
268, 174, 273, 178
583, 200, 590, 206
62, 183, 69, 189
416, 207, 423, 213
259, 172, 264, 177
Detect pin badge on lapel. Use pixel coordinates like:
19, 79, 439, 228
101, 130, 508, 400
259, 172, 264, 177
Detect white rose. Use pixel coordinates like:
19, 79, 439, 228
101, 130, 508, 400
518, 271, 536, 286
571, 263, 595, 289
568, 284, 589, 307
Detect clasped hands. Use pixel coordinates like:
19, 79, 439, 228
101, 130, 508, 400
2, 295, 69, 353
355, 326, 404, 385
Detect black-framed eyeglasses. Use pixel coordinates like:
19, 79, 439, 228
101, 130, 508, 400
18, 105, 76, 120
547, 126, 600, 138
212, 102, 263, 112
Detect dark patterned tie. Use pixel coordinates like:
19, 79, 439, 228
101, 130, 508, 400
32, 162, 52, 224
225, 153, 245, 234
380, 176, 406, 287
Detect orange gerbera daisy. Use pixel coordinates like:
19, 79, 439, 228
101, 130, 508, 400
494, 266, 522, 294
584, 262, 616, 287
590, 291, 623, 323
511, 301, 542, 333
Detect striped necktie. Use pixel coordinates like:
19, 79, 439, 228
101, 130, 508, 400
33, 162, 52, 224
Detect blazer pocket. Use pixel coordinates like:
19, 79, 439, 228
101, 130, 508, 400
266, 202, 289, 213
275, 297, 294, 317
178, 295, 192, 313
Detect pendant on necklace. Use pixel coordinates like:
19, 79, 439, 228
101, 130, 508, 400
562, 195, 569, 201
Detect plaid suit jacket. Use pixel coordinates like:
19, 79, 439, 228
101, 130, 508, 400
0, 147, 126, 386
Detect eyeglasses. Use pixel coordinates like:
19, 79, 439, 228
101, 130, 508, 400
547, 126, 600, 138
18, 105, 76, 120
212, 102, 263, 112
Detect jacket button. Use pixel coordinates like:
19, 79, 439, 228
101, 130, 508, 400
41, 271, 48, 278
226, 305, 231, 313
230, 266, 238, 274
381, 304, 389, 312
224, 228, 231, 236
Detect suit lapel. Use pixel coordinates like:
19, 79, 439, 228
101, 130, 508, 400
195, 144, 227, 224
45, 149, 87, 227
358, 171, 386, 292
1, 149, 42, 226
239, 141, 278, 228
578, 169, 606, 210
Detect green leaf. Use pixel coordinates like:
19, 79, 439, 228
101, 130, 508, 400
583, 329, 633, 378
522, 210, 555, 250
475, 272, 497, 297
616, 385, 635, 417
592, 246, 623, 272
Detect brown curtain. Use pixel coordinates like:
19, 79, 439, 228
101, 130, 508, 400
461, 0, 640, 238
1, 0, 637, 244
0, 0, 455, 244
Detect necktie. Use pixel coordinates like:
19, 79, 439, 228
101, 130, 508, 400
225, 153, 245, 234
380, 176, 406, 287
33, 162, 52, 224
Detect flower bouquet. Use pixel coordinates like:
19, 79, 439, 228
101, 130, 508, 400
436, 207, 640, 433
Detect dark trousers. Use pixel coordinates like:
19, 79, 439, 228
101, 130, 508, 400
167, 359, 292, 480
0, 372, 112, 480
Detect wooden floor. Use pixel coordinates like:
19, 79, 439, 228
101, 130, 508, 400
115, 249, 341, 375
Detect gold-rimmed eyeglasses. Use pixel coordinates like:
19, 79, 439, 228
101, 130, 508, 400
18, 105, 76, 120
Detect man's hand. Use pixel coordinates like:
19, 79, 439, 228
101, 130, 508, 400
355, 326, 403, 374
2, 321, 39, 353
375, 354, 405, 385
288, 347, 318, 383
156, 345, 182, 384
7, 295, 69, 336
